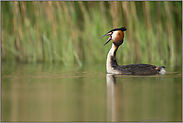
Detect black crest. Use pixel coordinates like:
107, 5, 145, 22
108, 27, 127, 33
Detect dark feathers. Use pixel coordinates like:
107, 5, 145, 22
108, 27, 127, 33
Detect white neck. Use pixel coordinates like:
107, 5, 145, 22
106, 44, 120, 74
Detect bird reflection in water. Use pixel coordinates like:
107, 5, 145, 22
106, 74, 117, 122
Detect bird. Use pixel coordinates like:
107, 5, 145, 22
100, 27, 166, 75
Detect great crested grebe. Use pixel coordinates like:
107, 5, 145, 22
100, 27, 166, 75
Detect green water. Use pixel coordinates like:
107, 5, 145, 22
1, 62, 182, 122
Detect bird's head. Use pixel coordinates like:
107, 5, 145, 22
100, 27, 127, 46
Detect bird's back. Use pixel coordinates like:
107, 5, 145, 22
115, 64, 165, 75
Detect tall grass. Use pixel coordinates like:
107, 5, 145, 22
1, 1, 182, 69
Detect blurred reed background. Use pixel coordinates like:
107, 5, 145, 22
1, 1, 182, 69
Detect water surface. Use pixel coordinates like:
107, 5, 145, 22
1, 62, 182, 122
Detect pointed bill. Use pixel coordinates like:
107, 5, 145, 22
104, 36, 112, 46
100, 33, 110, 38
100, 33, 112, 46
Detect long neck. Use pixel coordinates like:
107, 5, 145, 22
106, 44, 119, 73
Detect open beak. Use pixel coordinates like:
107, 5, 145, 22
100, 33, 112, 46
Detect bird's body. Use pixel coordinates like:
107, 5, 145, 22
100, 27, 166, 75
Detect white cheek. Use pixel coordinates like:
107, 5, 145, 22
112, 31, 118, 40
